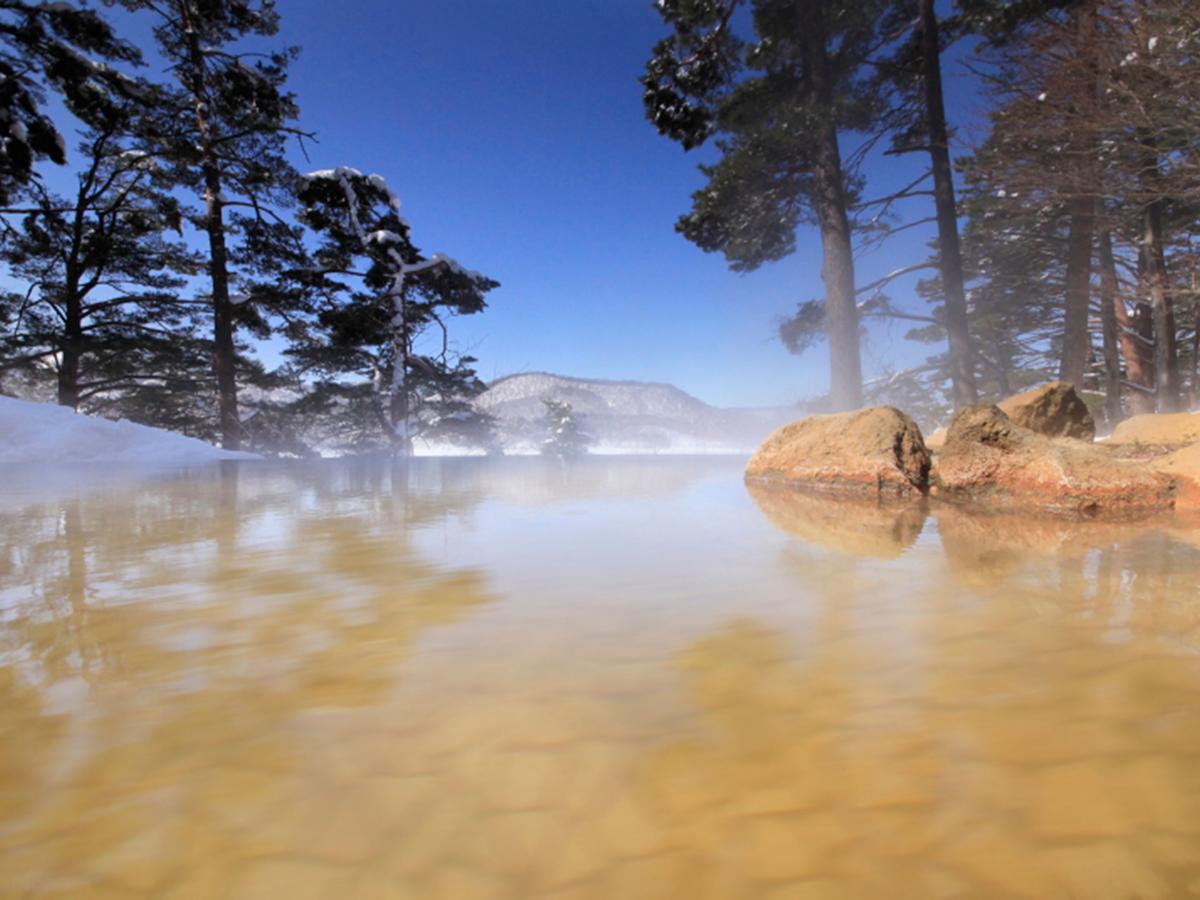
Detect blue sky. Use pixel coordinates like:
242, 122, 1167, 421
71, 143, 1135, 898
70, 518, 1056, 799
271, 0, 985, 408
43, 1, 981, 409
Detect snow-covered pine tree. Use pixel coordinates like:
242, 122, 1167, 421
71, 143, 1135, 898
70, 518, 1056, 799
0, 0, 142, 206
292, 168, 498, 456
113, 0, 308, 449
642, 0, 892, 412
0, 108, 214, 433
540, 399, 589, 459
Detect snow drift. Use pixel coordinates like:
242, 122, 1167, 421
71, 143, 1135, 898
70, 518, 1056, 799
0, 396, 257, 464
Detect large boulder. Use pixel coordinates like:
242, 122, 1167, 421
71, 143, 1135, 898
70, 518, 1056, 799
1109, 412, 1200, 448
933, 405, 1175, 515
996, 381, 1095, 441
745, 406, 930, 496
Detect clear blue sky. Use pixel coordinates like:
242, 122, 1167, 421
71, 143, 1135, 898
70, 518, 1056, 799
273, 0, 986, 409
57, 0, 980, 409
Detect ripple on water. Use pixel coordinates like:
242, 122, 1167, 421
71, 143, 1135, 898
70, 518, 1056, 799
2, 457, 1200, 898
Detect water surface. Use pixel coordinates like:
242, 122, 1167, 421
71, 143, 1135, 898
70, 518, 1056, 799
2, 457, 1200, 898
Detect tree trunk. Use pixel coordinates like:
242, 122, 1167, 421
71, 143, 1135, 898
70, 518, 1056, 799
1141, 195, 1179, 412
58, 175, 91, 411
58, 291, 82, 410
205, 196, 241, 449
1185, 294, 1195, 408
808, 27, 861, 412
1097, 228, 1121, 424
388, 306, 412, 457
1060, 195, 1095, 388
1059, 1, 1098, 391
181, 1, 240, 449
919, 0, 976, 408
1104, 230, 1155, 416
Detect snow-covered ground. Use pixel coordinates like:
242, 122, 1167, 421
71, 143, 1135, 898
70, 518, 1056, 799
0, 396, 257, 464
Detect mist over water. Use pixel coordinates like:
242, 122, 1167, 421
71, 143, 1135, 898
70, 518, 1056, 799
3, 457, 1200, 897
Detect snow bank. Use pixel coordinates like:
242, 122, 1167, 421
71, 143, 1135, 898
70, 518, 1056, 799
0, 396, 258, 464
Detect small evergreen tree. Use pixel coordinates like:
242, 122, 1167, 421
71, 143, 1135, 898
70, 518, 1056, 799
540, 399, 589, 459
292, 168, 498, 456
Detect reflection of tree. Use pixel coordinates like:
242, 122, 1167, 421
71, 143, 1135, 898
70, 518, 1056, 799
0, 459, 498, 895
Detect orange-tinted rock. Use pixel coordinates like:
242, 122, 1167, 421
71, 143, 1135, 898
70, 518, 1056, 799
997, 381, 1095, 441
1151, 443, 1200, 511
745, 407, 930, 496
925, 427, 948, 451
934, 405, 1174, 515
1109, 412, 1200, 448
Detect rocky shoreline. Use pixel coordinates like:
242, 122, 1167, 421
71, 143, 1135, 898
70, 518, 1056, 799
746, 382, 1200, 517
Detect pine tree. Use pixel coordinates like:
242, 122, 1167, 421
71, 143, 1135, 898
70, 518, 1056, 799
958, 0, 1200, 415
642, 0, 892, 411
540, 399, 589, 459
866, 0, 983, 408
113, 0, 307, 448
292, 168, 498, 456
0, 0, 142, 206
0, 110, 212, 430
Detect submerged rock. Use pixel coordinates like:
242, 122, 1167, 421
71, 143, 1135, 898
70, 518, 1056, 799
934, 405, 1174, 515
745, 407, 930, 496
1109, 412, 1200, 448
996, 381, 1095, 441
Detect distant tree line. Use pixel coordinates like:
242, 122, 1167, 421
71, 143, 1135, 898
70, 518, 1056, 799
644, 0, 1200, 426
0, 0, 497, 456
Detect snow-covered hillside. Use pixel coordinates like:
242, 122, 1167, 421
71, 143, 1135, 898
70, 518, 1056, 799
476, 372, 798, 454
0, 396, 257, 464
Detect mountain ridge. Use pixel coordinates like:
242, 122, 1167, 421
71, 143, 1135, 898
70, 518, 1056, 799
475, 371, 798, 453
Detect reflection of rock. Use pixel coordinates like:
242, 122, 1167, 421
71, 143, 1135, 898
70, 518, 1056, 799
1110, 412, 1200, 448
745, 407, 930, 496
935, 406, 1174, 515
935, 503, 1151, 581
747, 483, 927, 559
997, 381, 1094, 441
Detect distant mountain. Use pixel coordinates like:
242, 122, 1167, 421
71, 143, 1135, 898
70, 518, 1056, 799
475, 372, 798, 454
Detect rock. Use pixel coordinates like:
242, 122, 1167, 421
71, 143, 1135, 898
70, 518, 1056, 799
746, 483, 928, 559
1109, 412, 1200, 448
925, 427, 948, 451
1151, 443, 1200, 511
933, 405, 1175, 515
996, 381, 1095, 441
744, 406, 930, 496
